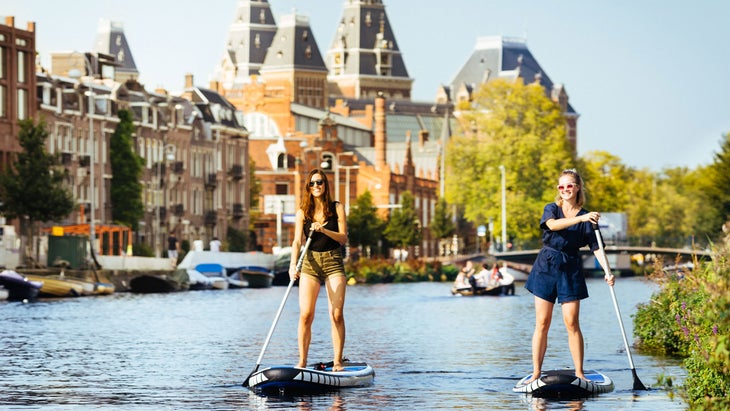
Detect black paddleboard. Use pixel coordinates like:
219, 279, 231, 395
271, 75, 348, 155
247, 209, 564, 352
246, 361, 375, 395
513, 369, 614, 399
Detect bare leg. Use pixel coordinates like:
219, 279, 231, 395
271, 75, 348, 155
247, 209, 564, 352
325, 275, 347, 371
528, 296, 554, 383
296, 275, 320, 368
562, 300, 585, 380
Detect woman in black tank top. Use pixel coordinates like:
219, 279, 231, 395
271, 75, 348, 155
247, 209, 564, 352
289, 168, 348, 371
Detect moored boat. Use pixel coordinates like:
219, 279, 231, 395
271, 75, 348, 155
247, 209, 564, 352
228, 266, 274, 288
130, 270, 189, 293
451, 270, 515, 296
0, 270, 43, 301
194, 263, 229, 290
178, 251, 277, 288
24, 274, 85, 298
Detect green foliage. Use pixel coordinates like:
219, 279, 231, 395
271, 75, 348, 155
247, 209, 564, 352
0, 118, 74, 226
132, 241, 154, 257
348, 190, 386, 253
110, 110, 144, 230
345, 258, 448, 283
701, 132, 730, 240
248, 159, 262, 232
634, 244, 730, 406
227, 225, 248, 252
430, 198, 455, 240
383, 191, 421, 250
445, 79, 574, 245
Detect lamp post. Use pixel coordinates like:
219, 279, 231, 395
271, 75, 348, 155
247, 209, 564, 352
333, 151, 354, 203
340, 164, 359, 214
499, 164, 507, 250
85, 89, 97, 255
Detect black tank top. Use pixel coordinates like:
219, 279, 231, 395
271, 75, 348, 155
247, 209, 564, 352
303, 202, 341, 252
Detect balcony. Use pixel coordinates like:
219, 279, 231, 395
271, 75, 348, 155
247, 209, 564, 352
228, 164, 243, 180
204, 210, 217, 226
173, 204, 184, 216
78, 155, 90, 167
61, 152, 73, 166
158, 206, 166, 222
172, 161, 184, 174
232, 203, 244, 219
205, 173, 217, 190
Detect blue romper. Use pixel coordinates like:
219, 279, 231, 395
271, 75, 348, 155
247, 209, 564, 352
525, 203, 599, 304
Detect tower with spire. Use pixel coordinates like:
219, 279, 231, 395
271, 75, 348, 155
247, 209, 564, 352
325, 0, 412, 101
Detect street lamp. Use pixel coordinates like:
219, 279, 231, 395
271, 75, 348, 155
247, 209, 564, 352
85, 89, 97, 256
333, 151, 354, 203
499, 164, 507, 250
340, 164, 359, 214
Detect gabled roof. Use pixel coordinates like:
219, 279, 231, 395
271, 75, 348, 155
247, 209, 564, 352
92, 19, 138, 77
260, 14, 327, 73
185, 86, 246, 130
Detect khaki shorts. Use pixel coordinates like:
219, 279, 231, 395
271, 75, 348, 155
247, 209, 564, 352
301, 248, 345, 282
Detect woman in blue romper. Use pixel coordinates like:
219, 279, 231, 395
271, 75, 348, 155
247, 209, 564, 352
524, 168, 615, 383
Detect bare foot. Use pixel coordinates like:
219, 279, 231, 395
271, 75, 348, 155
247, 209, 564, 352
524, 372, 541, 384
332, 363, 345, 372
576, 372, 587, 381
296, 362, 306, 369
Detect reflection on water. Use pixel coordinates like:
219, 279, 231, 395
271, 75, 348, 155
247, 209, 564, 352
0, 278, 686, 410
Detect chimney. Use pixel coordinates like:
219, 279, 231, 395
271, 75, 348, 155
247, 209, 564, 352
418, 130, 428, 150
5, 16, 15, 27
27, 21, 36, 32
185, 73, 194, 88
374, 93, 386, 171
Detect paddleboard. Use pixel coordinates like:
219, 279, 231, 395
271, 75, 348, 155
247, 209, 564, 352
513, 369, 614, 399
245, 361, 375, 395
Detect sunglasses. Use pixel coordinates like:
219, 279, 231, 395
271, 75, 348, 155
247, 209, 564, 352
557, 183, 577, 191
308, 180, 324, 187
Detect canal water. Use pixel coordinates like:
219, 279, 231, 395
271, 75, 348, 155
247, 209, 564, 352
1, 277, 687, 410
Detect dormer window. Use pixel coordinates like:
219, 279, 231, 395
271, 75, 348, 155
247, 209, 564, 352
365, 12, 372, 27
305, 46, 312, 59
302, 30, 309, 41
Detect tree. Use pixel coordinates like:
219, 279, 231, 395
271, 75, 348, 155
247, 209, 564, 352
0, 118, 74, 263
578, 150, 632, 212
445, 79, 574, 244
384, 191, 421, 258
348, 190, 385, 256
110, 109, 144, 230
703, 132, 730, 238
227, 225, 247, 252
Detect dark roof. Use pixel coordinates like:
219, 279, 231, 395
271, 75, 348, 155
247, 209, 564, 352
218, 0, 278, 78
92, 19, 138, 76
450, 36, 576, 114
261, 14, 327, 73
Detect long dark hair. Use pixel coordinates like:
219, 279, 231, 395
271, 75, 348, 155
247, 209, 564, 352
300, 169, 334, 221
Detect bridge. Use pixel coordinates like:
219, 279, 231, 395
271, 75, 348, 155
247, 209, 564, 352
445, 245, 711, 277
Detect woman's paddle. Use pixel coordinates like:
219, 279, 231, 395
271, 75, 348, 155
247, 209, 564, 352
243, 227, 315, 387
593, 223, 648, 390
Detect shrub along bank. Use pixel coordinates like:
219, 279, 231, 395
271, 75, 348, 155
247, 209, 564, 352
344, 258, 460, 284
633, 245, 730, 409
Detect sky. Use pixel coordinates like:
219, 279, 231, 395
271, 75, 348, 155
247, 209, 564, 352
2, 0, 729, 172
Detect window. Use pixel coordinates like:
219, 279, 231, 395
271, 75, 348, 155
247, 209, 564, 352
275, 183, 288, 195
17, 51, 26, 83
0, 85, 5, 118
17, 89, 27, 120
0, 46, 5, 79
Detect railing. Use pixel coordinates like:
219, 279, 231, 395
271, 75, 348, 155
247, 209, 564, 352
228, 164, 243, 180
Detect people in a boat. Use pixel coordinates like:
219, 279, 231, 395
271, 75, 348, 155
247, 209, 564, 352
289, 169, 349, 372
454, 260, 476, 289
524, 168, 615, 383
488, 263, 503, 287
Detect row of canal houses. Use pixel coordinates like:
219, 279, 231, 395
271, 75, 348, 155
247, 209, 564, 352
0, 0, 577, 265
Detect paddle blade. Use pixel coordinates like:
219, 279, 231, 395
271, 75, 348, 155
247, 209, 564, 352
632, 369, 648, 390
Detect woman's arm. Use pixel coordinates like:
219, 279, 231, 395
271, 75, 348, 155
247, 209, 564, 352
289, 210, 305, 278
545, 211, 599, 231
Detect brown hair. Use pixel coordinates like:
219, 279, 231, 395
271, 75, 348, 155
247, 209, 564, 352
300, 169, 334, 221
554, 168, 586, 207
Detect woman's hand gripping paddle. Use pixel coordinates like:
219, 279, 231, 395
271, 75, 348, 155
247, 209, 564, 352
593, 223, 648, 390
243, 227, 315, 387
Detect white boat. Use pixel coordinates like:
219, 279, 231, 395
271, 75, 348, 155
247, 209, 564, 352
194, 263, 229, 290
177, 251, 277, 288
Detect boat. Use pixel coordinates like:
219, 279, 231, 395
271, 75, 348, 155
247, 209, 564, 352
129, 270, 189, 293
513, 369, 614, 399
245, 361, 375, 395
186, 269, 214, 291
451, 270, 515, 296
228, 266, 274, 288
178, 251, 278, 288
194, 263, 229, 290
0, 285, 8, 301
24, 274, 85, 298
499, 262, 530, 282
0, 270, 43, 301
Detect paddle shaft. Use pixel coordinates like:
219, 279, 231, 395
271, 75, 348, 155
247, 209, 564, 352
244, 229, 314, 386
593, 223, 647, 390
